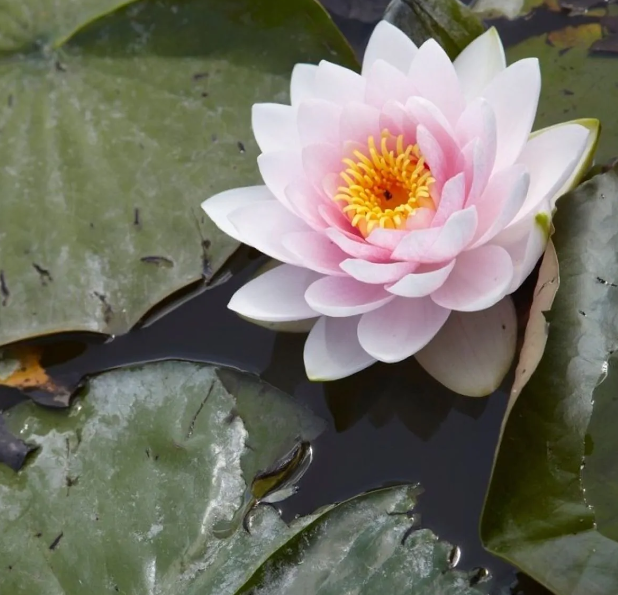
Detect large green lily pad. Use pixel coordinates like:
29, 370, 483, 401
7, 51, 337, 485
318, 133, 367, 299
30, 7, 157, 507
0, 360, 487, 594
481, 167, 618, 595
0, 0, 356, 347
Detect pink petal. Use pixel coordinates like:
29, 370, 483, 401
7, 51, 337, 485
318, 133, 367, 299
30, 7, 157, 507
319, 203, 356, 233
362, 20, 418, 75
313, 60, 366, 106
415, 296, 517, 397
228, 201, 311, 264
456, 97, 497, 154
366, 228, 409, 251
405, 96, 459, 163
481, 58, 541, 172
201, 185, 275, 242
408, 39, 465, 126
431, 244, 514, 311
285, 181, 328, 231
456, 99, 497, 203
406, 208, 436, 231
358, 297, 450, 362
432, 173, 465, 227
290, 64, 318, 105
386, 261, 456, 297
454, 28, 506, 102
252, 103, 298, 153
512, 123, 589, 225
228, 264, 320, 322
493, 215, 549, 293
392, 207, 478, 263
282, 231, 347, 275
416, 125, 448, 189
470, 165, 530, 247
325, 227, 391, 261
304, 316, 376, 380
302, 143, 343, 191
305, 276, 395, 317
258, 151, 304, 211
458, 139, 493, 207
340, 259, 417, 284
297, 99, 342, 147
379, 100, 411, 139
339, 102, 381, 146
365, 60, 419, 109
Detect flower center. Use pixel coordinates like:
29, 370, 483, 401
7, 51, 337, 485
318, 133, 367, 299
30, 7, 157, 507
333, 129, 435, 237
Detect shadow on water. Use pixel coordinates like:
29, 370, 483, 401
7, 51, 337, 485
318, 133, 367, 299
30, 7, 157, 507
0, 4, 561, 594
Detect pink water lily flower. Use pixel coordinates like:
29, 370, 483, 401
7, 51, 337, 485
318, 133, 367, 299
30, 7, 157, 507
202, 22, 598, 396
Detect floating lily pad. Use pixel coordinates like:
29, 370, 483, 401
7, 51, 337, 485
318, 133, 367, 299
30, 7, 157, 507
481, 167, 618, 595
0, 0, 356, 348
0, 360, 486, 594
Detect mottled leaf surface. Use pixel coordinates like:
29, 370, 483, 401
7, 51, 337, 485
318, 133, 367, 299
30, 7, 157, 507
481, 168, 618, 595
0, 0, 356, 346
0, 360, 485, 594
0, 361, 325, 593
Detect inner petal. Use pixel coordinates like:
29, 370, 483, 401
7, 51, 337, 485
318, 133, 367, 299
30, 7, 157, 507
333, 129, 436, 238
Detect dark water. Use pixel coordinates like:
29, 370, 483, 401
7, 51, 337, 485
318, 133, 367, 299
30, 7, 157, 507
0, 5, 556, 594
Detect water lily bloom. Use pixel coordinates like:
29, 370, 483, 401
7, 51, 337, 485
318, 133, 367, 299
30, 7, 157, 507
202, 22, 598, 396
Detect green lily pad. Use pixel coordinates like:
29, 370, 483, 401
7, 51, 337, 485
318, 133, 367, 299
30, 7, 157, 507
0, 360, 487, 594
0, 0, 356, 347
384, 0, 485, 60
481, 167, 618, 595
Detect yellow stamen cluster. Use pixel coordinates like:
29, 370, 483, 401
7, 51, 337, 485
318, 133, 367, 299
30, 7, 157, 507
334, 130, 435, 237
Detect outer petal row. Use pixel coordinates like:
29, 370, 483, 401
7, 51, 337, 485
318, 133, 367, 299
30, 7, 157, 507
303, 296, 518, 397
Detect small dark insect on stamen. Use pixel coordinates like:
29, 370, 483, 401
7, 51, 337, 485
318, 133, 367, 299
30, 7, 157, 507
383, 190, 393, 200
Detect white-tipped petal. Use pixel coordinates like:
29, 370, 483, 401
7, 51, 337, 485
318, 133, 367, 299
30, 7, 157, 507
339, 259, 417, 284
313, 60, 366, 106
471, 165, 530, 247
228, 201, 310, 264
408, 39, 465, 125
481, 58, 541, 172
290, 63, 318, 105
454, 27, 506, 102
305, 276, 394, 317
282, 231, 347, 275
415, 296, 517, 397
304, 316, 376, 381
358, 297, 450, 363
392, 207, 478, 263
431, 244, 514, 312
386, 261, 455, 298
201, 186, 275, 242
252, 103, 298, 153
495, 214, 549, 293
258, 151, 304, 211
513, 121, 594, 224
362, 20, 418, 75
297, 99, 342, 147
228, 264, 320, 322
